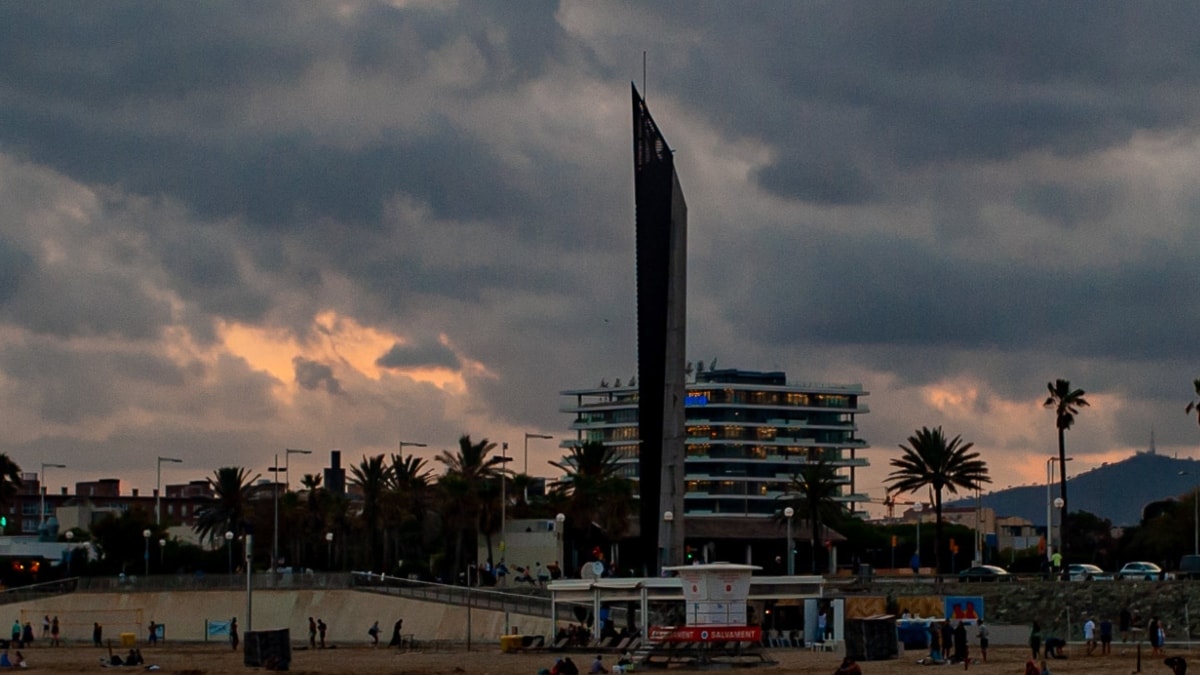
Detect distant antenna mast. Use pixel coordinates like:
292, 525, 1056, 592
643, 51, 647, 99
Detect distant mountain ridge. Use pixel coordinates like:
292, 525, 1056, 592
947, 451, 1200, 527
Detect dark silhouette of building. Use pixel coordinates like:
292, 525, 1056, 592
324, 450, 346, 496
632, 83, 687, 573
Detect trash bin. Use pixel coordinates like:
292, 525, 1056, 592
119, 632, 136, 647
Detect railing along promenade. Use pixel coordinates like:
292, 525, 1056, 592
351, 572, 581, 621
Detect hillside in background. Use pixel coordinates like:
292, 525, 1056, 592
948, 451, 1200, 527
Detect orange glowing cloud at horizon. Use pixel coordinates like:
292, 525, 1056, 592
217, 311, 468, 397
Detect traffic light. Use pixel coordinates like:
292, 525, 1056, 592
685, 545, 695, 561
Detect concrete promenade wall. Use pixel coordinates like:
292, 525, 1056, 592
1, 590, 552, 645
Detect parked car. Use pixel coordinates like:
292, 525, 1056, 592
1117, 561, 1169, 580
1179, 555, 1200, 580
1068, 563, 1113, 581
958, 565, 1014, 581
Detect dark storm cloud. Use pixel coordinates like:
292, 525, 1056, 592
375, 341, 458, 371
0, 340, 187, 423
608, 3, 1200, 204
293, 356, 343, 395
0, 237, 33, 307
731, 227, 1200, 366
0, 2, 575, 231
1013, 180, 1121, 229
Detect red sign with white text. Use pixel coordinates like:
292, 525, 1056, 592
648, 626, 762, 642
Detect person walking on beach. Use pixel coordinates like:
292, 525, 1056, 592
10, 619, 20, 648
1084, 616, 1096, 656
1029, 621, 1042, 660
148, 620, 158, 646
230, 618, 239, 651
40, 616, 48, 640
1119, 607, 1132, 653
368, 621, 379, 647
308, 617, 317, 648
389, 618, 404, 648
317, 618, 327, 648
976, 619, 989, 662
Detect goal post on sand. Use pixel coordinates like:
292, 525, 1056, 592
19, 608, 144, 643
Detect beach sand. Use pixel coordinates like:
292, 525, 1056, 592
6, 642, 1187, 675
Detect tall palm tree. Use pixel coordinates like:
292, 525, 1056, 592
436, 435, 506, 579
886, 426, 990, 574
194, 466, 259, 544
0, 454, 22, 532
550, 441, 634, 570
1044, 378, 1089, 549
779, 455, 844, 574
349, 454, 393, 571
389, 453, 435, 570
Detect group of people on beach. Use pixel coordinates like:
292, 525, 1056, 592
7, 610, 57, 648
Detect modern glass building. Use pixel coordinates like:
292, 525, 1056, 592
561, 368, 870, 518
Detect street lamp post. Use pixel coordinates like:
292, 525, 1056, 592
158, 538, 166, 570
325, 532, 334, 569
156, 457, 182, 526
1181, 471, 1199, 556
1053, 497, 1065, 575
1045, 457, 1073, 562
283, 448, 311, 492
142, 529, 151, 577
523, 432, 554, 476
245, 533, 253, 632
662, 511, 674, 572
270, 454, 282, 572
913, 503, 924, 574
500, 443, 511, 560
225, 531, 234, 577
40, 462, 66, 530
784, 507, 795, 576
555, 513, 566, 570
65, 530, 75, 577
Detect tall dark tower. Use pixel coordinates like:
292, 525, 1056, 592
632, 84, 687, 574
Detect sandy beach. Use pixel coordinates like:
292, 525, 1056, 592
4, 642, 1189, 675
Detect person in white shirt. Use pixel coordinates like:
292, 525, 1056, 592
1083, 617, 1096, 656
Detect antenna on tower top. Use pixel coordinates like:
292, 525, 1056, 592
643, 51, 647, 99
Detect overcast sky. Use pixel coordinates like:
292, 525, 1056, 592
2, 2, 1199, 514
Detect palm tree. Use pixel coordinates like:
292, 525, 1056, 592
194, 467, 259, 544
349, 454, 393, 571
389, 453, 435, 571
779, 455, 844, 574
0, 454, 22, 531
550, 441, 634, 571
1185, 379, 1200, 426
436, 435, 506, 580
886, 426, 990, 574
1044, 379, 1089, 548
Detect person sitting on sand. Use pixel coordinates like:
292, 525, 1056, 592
590, 655, 604, 674
833, 656, 862, 674
12, 650, 25, 668
1166, 656, 1188, 675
